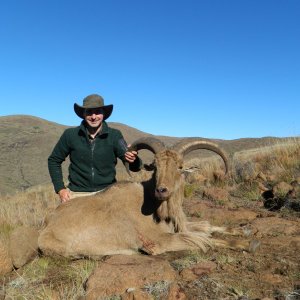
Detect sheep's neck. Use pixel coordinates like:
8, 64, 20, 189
155, 193, 187, 233
141, 175, 187, 232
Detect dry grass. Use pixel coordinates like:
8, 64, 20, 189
0, 184, 58, 233
184, 156, 228, 183
233, 138, 300, 183
180, 139, 300, 203
3, 257, 96, 299
0, 138, 299, 298
184, 138, 300, 186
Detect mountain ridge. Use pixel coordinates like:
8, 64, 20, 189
0, 115, 295, 195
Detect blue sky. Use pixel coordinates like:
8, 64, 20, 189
0, 0, 299, 140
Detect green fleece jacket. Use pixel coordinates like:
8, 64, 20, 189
48, 121, 141, 193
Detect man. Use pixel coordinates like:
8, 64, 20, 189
48, 94, 141, 203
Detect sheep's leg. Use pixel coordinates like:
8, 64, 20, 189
210, 225, 250, 236
138, 231, 212, 255
212, 238, 260, 253
186, 221, 226, 234
186, 221, 253, 237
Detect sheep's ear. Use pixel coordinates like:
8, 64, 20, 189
143, 162, 156, 171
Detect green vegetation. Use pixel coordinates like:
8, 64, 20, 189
143, 280, 170, 299
4, 257, 96, 299
171, 250, 208, 271
184, 183, 201, 198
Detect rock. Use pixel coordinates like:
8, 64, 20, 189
9, 226, 39, 268
263, 196, 285, 211
288, 180, 300, 198
180, 261, 217, 281
252, 217, 299, 236
235, 161, 257, 182
259, 236, 300, 251
85, 254, 177, 299
167, 283, 186, 300
191, 261, 217, 276
0, 239, 13, 276
285, 199, 300, 211
184, 200, 258, 225
260, 273, 283, 285
121, 290, 152, 300
202, 187, 229, 203
179, 268, 198, 281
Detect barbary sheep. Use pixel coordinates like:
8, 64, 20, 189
38, 137, 259, 258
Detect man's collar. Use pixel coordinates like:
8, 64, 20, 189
79, 120, 109, 136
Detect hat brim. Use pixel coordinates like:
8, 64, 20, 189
74, 103, 113, 120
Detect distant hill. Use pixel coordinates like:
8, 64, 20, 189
0, 115, 295, 195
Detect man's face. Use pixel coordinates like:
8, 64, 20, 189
84, 108, 104, 128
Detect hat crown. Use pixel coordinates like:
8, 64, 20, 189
74, 93, 113, 120
82, 94, 104, 108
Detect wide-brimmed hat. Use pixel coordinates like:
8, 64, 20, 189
74, 94, 113, 120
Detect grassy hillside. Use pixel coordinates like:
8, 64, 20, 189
0, 115, 298, 195
0, 130, 299, 299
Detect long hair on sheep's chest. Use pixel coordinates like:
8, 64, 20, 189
141, 149, 187, 233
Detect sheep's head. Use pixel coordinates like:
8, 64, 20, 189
154, 149, 184, 200
127, 137, 229, 202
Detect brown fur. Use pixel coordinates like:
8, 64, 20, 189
39, 148, 257, 258
39, 182, 212, 258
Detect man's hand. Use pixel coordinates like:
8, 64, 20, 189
124, 144, 138, 163
58, 188, 71, 203
124, 150, 138, 163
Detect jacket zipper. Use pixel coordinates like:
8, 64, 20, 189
90, 140, 96, 191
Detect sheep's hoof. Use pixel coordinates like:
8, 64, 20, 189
242, 226, 252, 237
248, 240, 261, 253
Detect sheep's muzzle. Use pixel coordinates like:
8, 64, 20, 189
155, 186, 171, 200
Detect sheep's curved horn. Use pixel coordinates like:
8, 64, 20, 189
172, 139, 229, 174
128, 137, 165, 154
125, 137, 165, 176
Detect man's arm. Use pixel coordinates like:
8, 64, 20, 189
48, 131, 70, 194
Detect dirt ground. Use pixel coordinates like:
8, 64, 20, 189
1, 194, 299, 300
155, 196, 300, 300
